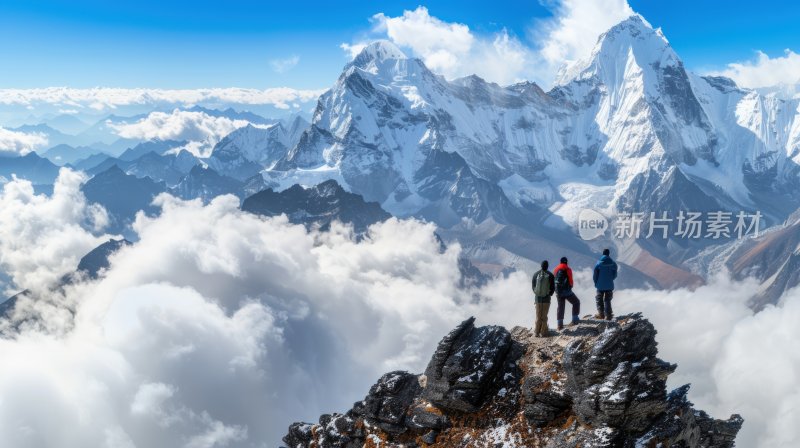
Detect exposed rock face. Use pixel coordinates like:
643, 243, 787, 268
561, 317, 693, 444
241, 179, 391, 234
421, 317, 518, 413
282, 314, 742, 448
351, 372, 422, 434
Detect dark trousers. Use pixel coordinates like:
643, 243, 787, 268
596, 290, 613, 316
556, 293, 580, 321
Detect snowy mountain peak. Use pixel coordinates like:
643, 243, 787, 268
351, 40, 408, 70
602, 14, 663, 44
556, 14, 677, 86
263, 10, 800, 275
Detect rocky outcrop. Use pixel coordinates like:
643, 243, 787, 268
351, 371, 422, 435
421, 317, 519, 413
282, 314, 742, 448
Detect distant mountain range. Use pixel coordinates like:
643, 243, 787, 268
80, 165, 167, 234
0, 152, 60, 185
4, 15, 800, 307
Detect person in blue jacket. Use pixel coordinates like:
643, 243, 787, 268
593, 248, 618, 320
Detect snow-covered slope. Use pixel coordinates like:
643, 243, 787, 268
257, 22, 772, 234
272, 40, 563, 219
264, 16, 800, 230
206, 116, 308, 181
552, 16, 725, 212
689, 74, 800, 214
82, 14, 792, 297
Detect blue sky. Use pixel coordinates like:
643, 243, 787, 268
1, 0, 799, 89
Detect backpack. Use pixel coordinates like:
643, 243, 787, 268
555, 268, 570, 293
533, 270, 550, 297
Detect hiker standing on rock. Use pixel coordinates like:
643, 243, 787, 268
593, 248, 618, 321
532, 260, 555, 337
553, 257, 580, 330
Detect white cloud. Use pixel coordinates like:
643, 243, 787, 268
605, 273, 800, 448
270, 55, 300, 74
373, 7, 475, 77
185, 417, 247, 448
343, 6, 532, 86
537, 0, 634, 75
711, 294, 800, 447
346, 2, 799, 93
130, 382, 177, 422
0, 191, 501, 447
709, 50, 800, 91
0, 182, 797, 446
340, 42, 368, 60
0, 127, 49, 156
0, 87, 325, 112
0, 169, 111, 295
108, 109, 255, 157
340, 1, 634, 87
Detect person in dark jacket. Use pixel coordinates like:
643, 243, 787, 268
593, 248, 618, 320
532, 260, 555, 337
553, 257, 580, 330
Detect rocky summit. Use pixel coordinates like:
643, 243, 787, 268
283, 314, 742, 447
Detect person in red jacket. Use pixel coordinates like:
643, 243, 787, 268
553, 257, 581, 330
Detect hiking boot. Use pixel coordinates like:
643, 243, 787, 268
570, 317, 580, 326
605, 314, 614, 321
557, 321, 564, 331
594, 313, 605, 320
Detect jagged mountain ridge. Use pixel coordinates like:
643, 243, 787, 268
266, 15, 800, 228
8, 14, 800, 299
0, 152, 60, 185
207, 116, 309, 181
284, 314, 742, 447
229, 14, 800, 294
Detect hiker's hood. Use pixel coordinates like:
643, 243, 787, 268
598, 255, 614, 264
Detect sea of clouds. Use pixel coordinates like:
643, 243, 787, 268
0, 169, 798, 447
